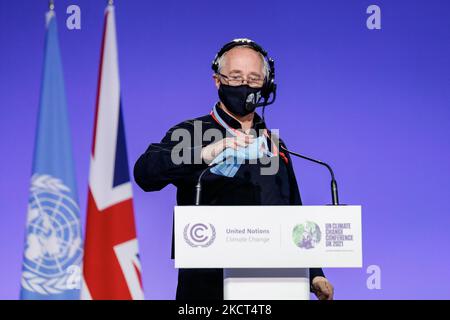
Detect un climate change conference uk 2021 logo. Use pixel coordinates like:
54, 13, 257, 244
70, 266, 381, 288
21, 174, 83, 295
292, 221, 322, 249
183, 223, 216, 247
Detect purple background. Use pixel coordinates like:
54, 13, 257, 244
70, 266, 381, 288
1, 0, 450, 299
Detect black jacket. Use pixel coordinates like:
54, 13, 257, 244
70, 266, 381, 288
134, 104, 325, 291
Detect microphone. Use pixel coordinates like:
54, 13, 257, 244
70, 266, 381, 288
246, 86, 277, 125
195, 166, 211, 205
195, 160, 224, 206
245, 85, 277, 112
280, 145, 340, 206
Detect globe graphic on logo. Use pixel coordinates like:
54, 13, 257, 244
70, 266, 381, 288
292, 221, 322, 249
22, 174, 83, 294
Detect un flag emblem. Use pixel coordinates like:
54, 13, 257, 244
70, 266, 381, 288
21, 174, 83, 295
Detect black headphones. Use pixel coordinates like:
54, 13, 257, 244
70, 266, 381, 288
211, 38, 277, 107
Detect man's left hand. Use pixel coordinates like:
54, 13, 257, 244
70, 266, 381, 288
312, 276, 334, 300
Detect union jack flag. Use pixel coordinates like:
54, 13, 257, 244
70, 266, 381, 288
81, 3, 144, 300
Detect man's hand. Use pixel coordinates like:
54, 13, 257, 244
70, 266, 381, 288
312, 276, 334, 300
201, 135, 254, 164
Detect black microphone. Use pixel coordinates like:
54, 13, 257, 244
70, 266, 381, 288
195, 166, 210, 205
280, 145, 340, 205
245, 85, 277, 112
195, 160, 225, 206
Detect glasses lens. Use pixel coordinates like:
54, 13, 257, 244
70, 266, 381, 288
219, 73, 263, 87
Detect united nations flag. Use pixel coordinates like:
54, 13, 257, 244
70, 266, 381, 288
20, 8, 83, 300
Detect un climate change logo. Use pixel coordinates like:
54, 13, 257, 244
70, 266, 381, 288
183, 223, 216, 247
21, 174, 83, 295
292, 221, 322, 249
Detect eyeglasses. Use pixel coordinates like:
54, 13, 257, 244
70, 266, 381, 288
216, 73, 264, 88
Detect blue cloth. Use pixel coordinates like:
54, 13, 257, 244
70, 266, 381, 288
20, 12, 83, 300
210, 135, 274, 177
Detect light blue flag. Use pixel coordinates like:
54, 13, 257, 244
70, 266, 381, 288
20, 10, 83, 300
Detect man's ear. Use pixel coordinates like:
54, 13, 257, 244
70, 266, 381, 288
213, 74, 220, 89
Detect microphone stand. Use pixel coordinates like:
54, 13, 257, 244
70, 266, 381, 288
280, 145, 340, 205
195, 166, 211, 206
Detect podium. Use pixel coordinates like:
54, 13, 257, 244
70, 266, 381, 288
174, 205, 362, 300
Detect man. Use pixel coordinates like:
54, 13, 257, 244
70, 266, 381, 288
134, 38, 334, 300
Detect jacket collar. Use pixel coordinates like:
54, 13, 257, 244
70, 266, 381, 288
214, 102, 267, 133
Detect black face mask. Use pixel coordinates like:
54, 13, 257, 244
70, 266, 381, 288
218, 84, 262, 116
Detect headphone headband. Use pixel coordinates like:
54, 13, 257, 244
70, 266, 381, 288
212, 38, 269, 73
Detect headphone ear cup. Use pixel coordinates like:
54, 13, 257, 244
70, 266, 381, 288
211, 58, 218, 73
271, 81, 277, 97
264, 58, 276, 100
262, 78, 275, 100
262, 80, 270, 100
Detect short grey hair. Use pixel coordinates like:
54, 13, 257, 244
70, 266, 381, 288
216, 44, 270, 80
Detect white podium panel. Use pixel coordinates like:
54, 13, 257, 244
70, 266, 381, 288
174, 205, 362, 300
223, 268, 310, 300
174, 205, 362, 269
